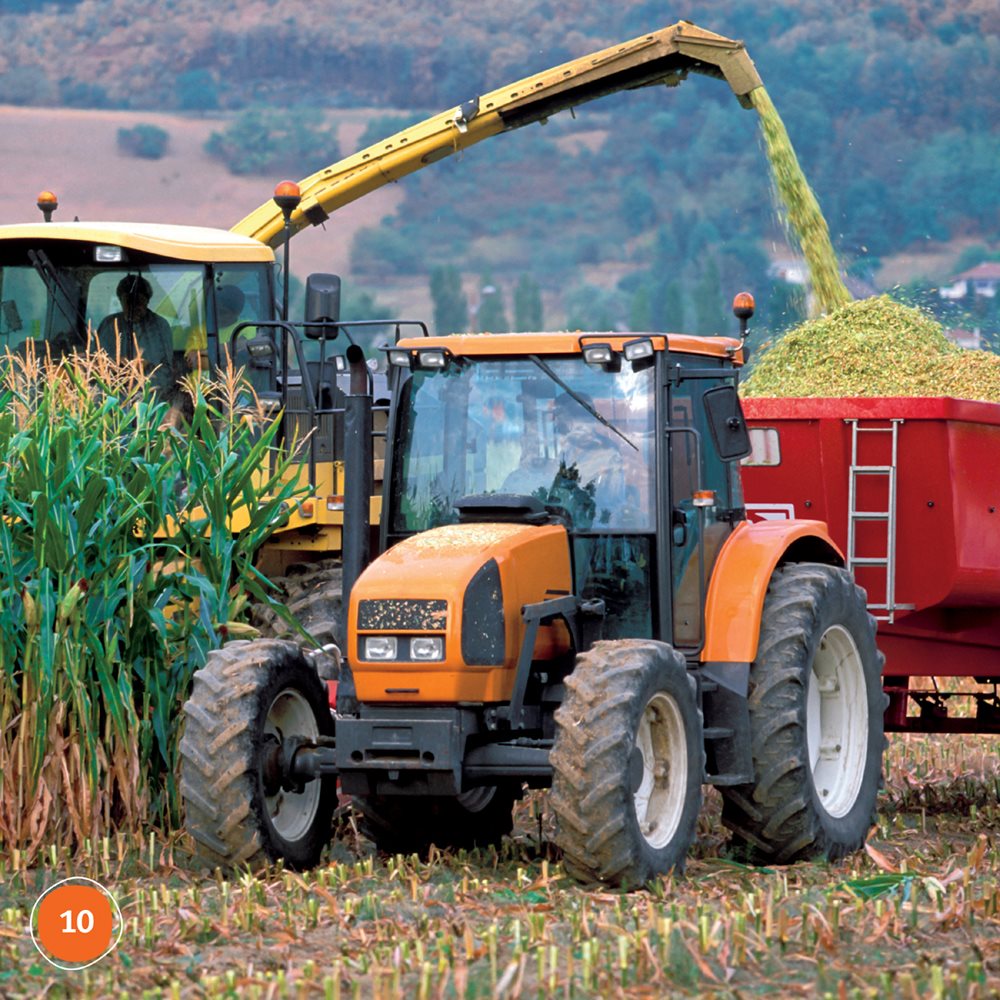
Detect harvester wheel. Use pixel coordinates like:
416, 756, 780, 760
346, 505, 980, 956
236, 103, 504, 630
550, 639, 703, 887
251, 560, 343, 649
180, 639, 336, 870
720, 563, 886, 864
353, 785, 518, 856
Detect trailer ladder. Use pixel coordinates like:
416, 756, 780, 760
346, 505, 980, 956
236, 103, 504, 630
845, 419, 914, 623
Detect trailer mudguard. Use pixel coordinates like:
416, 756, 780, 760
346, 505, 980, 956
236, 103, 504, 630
701, 519, 843, 664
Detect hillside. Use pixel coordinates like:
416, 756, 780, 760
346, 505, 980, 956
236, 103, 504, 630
0, 103, 401, 289
1, 1, 998, 333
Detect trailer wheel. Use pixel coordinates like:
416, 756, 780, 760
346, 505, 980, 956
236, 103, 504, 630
721, 563, 886, 864
550, 639, 703, 887
353, 785, 518, 856
180, 639, 336, 870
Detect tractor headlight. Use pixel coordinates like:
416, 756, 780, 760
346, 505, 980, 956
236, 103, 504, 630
364, 636, 398, 661
410, 636, 444, 661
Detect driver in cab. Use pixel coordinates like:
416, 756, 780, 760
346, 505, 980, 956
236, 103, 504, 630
507, 392, 650, 529
97, 274, 175, 398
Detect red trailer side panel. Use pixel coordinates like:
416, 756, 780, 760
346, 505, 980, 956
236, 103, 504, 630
741, 397, 1000, 695
741, 397, 1000, 612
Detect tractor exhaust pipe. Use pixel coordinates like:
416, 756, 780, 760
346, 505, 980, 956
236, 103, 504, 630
338, 343, 372, 714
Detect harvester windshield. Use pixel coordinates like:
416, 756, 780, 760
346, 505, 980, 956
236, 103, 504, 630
0, 227, 275, 401
389, 357, 655, 534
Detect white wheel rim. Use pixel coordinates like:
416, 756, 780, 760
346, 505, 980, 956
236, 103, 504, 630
633, 691, 688, 850
264, 688, 322, 842
806, 625, 868, 818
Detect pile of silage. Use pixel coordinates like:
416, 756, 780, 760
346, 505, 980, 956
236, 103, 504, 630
741, 295, 1000, 402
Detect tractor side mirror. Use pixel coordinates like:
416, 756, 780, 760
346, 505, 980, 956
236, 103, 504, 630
304, 273, 341, 340
703, 385, 751, 461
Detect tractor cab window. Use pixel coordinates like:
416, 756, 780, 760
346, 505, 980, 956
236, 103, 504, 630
391, 356, 656, 534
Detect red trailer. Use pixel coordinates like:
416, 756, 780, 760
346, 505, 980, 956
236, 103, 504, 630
741, 396, 1000, 734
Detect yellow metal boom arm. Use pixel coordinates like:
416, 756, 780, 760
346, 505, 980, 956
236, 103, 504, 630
230, 20, 762, 248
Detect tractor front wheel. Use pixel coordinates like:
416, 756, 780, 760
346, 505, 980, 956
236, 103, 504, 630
180, 639, 336, 870
550, 639, 704, 887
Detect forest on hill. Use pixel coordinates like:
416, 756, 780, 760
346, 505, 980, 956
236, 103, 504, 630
1, 0, 998, 336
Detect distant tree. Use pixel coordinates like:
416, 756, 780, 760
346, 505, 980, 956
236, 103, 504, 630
177, 69, 219, 112
692, 258, 727, 335
117, 124, 170, 160
0, 66, 55, 105
954, 245, 1000, 273
430, 266, 468, 335
59, 78, 111, 108
477, 274, 508, 333
628, 283, 652, 332
357, 115, 424, 150
342, 287, 392, 322
350, 226, 422, 276
564, 284, 627, 332
620, 178, 656, 227
513, 274, 543, 332
651, 279, 685, 332
205, 107, 339, 177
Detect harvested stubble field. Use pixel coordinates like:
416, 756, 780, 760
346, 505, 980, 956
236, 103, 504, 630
0, 733, 997, 999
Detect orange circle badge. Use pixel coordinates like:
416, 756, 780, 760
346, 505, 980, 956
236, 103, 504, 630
30, 877, 122, 970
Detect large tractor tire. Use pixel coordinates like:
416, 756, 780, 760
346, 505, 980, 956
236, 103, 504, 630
180, 639, 337, 870
251, 559, 343, 649
720, 563, 886, 864
550, 639, 704, 887
353, 785, 518, 856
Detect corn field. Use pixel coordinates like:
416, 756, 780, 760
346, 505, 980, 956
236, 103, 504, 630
0, 346, 305, 864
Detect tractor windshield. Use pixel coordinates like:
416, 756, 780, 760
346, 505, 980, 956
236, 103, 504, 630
391, 356, 656, 534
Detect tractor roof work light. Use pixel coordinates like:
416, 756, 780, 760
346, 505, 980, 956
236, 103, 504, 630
622, 338, 655, 362
387, 348, 413, 368
582, 343, 620, 370
417, 348, 449, 369
94, 245, 125, 263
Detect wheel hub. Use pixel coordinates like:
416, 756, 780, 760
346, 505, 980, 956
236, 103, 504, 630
807, 624, 868, 818
263, 687, 325, 843
632, 691, 687, 850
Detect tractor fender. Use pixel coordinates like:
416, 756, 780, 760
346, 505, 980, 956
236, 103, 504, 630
702, 519, 843, 664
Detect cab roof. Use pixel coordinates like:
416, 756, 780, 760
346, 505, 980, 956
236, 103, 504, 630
396, 331, 745, 363
0, 222, 274, 263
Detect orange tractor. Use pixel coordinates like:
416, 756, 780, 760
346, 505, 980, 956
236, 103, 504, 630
181, 298, 886, 885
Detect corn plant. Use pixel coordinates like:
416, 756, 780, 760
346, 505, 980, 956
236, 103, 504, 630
0, 346, 308, 861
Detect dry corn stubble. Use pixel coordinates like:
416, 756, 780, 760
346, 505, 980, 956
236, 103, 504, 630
741, 294, 1000, 401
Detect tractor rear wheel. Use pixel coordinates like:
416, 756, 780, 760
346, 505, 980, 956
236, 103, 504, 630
720, 563, 886, 864
353, 785, 518, 856
550, 639, 704, 887
180, 639, 336, 870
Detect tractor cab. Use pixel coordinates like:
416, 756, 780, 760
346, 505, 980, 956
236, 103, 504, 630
0, 218, 276, 396
378, 331, 751, 649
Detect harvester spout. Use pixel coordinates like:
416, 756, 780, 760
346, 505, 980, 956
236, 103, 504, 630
230, 20, 762, 248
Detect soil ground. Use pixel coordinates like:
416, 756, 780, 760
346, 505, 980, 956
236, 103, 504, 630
0, 733, 997, 998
